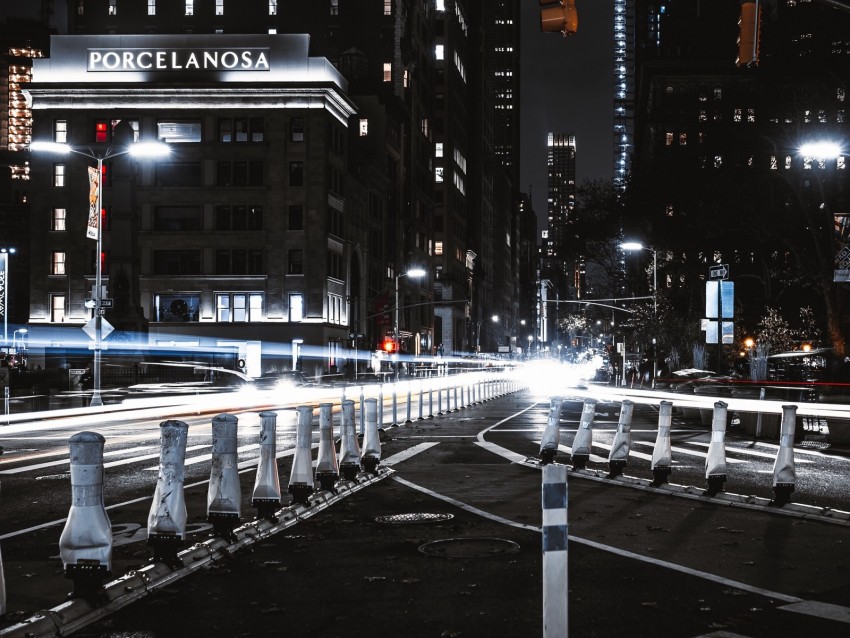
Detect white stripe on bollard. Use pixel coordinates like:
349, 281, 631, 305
362, 398, 381, 474
59, 431, 112, 599
148, 420, 189, 565
539, 396, 564, 464
650, 401, 674, 486
542, 463, 568, 638
704, 401, 728, 497
607, 400, 634, 478
315, 403, 340, 493
252, 411, 282, 520
570, 398, 597, 470
288, 406, 315, 505
208, 414, 241, 541
771, 404, 798, 507
338, 399, 361, 481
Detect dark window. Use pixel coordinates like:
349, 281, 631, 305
218, 118, 232, 142
155, 162, 202, 186
218, 117, 264, 143
216, 205, 231, 230
291, 117, 304, 142
233, 161, 248, 186
215, 205, 264, 231
216, 161, 231, 186
288, 205, 304, 230
250, 117, 264, 142
249, 161, 264, 186
153, 250, 201, 275
289, 161, 304, 186
154, 206, 202, 231
288, 249, 303, 274
216, 249, 263, 274
234, 118, 249, 142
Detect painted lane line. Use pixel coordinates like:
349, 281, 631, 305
475, 402, 540, 443
0, 443, 159, 468
382, 442, 441, 466
391, 475, 540, 532
681, 440, 813, 463
778, 600, 850, 624
475, 440, 531, 464
0, 445, 205, 475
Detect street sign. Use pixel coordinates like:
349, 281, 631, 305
709, 264, 729, 280
348, 333, 364, 339
82, 317, 115, 341
85, 298, 113, 308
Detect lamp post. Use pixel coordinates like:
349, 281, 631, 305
12, 328, 27, 352
31, 141, 170, 406
623, 241, 658, 385
394, 267, 426, 381
0, 247, 15, 349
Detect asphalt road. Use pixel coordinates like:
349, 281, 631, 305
1, 386, 850, 636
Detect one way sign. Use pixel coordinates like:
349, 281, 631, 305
709, 264, 729, 280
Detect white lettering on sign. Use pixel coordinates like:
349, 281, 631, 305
87, 48, 270, 72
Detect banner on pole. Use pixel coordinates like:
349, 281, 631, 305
86, 165, 100, 240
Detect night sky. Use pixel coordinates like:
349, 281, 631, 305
520, 1, 615, 234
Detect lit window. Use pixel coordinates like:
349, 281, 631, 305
77, 0, 84, 16
53, 164, 66, 187
109, 0, 117, 15
269, 0, 277, 15
216, 0, 224, 16
330, 0, 339, 15
359, 119, 368, 136
839, 157, 846, 170
289, 294, 304, 322
665, 132, 673, 146
435, 44, 445, 60
435, 142, 443, 157
217, 293, 263, 322
384, 0, 392, 15
148, 0, 156, 15
157, 120, 201, 143
383, 62, 392, 82
434, 241, 443, 255
679, 133, 687, 145
52, 251, 66, 275
733, 108, 742, 123
54, 120, 67, 143
268, 28, 277, 34
185, 0, 193, 16
714, 155, 722, 168
95, 120, 109, 143
51, 295, 66, 322
52, 208, 66, 231
435, 166, 444, 183
436, 0, 445, 10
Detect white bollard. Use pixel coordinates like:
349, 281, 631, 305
338, 399, 361, 481
315, 403, 340, 492
0, 540, 5, 618
771, 404, 798, 507
704, 401, 728, 497
418, 382, 425, 421
59, 431, 112, 599
289, 406, 315, 505
428, 385, 434, 418
391, 385, 399, 427
147, 420, 189, 565
607, 400, 634, 478
252, 411, 282, 520
570, 398, 597, 470
542, 463, 568, 637
406, 386, 413, 424
208, 414, 241, 541
378, 385, 385, 430
437, 387, 443, 414
539, 396, 564, 464
650, 401, 674, 486
362, 397, 381, 474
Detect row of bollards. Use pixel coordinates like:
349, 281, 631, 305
539, 396, 800, 507
52, 398, 393, 601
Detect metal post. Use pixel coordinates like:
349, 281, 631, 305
394, 274, 400, 382
91, 157, 104, 408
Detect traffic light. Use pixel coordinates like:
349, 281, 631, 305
736, 1, 761, 67
382, 337, 397, 353
539, 1, 578, 36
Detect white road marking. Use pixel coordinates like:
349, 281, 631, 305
383, 442, 441, 465
778, 600, 850, 624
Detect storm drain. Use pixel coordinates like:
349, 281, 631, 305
35, 473, 71, 480
375, 512, 454, 525
418, 537, 520, 558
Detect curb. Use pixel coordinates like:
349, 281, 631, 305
0, 468, 394, 638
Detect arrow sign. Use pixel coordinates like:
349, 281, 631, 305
709, 264, 729, 280
83, 317, 115, 341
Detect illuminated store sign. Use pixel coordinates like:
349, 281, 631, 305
87, 48, 270, 72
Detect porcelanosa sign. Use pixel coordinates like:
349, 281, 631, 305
87, 47, 270, 72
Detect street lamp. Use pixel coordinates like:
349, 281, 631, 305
394, 267, 426, 381
31, 140, 170, 406
621, 241, 657, 317
0, 247, 16, 348
13, 328, 27, 352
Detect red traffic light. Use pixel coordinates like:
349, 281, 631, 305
540, 0, 578, 36
382, 338, 397, 353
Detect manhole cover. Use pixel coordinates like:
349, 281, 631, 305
36, 473, 71, 480
375, 513, 454, 525
800, 440, 830, 449
418, 537, 520, 558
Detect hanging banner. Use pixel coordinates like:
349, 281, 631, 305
86, 165, 100, 240
0, 252, 6, 321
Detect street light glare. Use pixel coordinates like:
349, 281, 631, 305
799, 141, 843, 160
406, 267, 427, 278
621, 241, 644, 251
128, 141, 171, 158
30, 141, 72, 154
